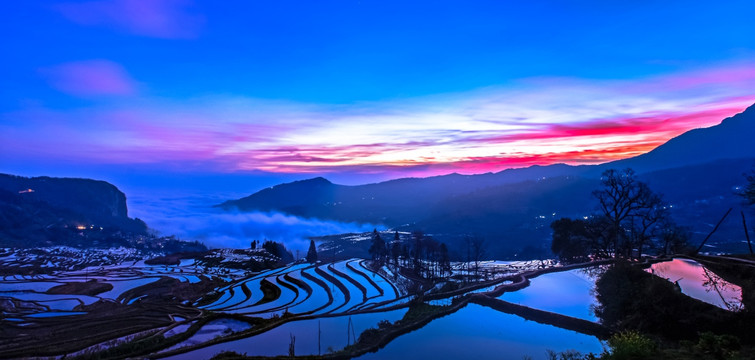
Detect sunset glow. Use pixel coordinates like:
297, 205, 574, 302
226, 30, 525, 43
1, 1, 754, 183
2, 3, 755, 356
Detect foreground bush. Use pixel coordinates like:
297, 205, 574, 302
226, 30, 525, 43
603, 331, 657, 360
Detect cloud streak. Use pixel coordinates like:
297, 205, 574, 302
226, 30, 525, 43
39, 60, 138, 97
55, 0, 204, 39
3, 62, 755, 179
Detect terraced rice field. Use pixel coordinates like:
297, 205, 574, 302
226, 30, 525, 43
0, 255, 419, 358
1, 252, 623, 360
0, 259, 240, 321
200, 259, 403, 317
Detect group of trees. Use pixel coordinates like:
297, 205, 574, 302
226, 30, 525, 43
368, 229, 452, 279
260, 240, 295, 263
251, 238, 315, 264
551, 169, 689, 263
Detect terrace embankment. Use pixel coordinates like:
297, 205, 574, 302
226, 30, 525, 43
469, 294, 612, 339
47, 279, 114, 296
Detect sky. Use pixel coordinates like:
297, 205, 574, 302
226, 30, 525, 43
2, 1, 755, 188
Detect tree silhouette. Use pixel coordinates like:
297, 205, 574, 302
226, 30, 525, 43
552, 168, 676, 261
401, 244, 409, 267
593, 168, 668, 258
471, 236, 486, 280
411, 230, 424, 273
390, 231, 401, 265
439, 243, 451, 278
464, 235, 472, 281
262, 240, 294, 262
306, 239, 318, 263
628, 190, 666, 258
660, 225, 690, 256
391, 242, 400, 266
550, 218, 591, 263
368, 229, 386, 264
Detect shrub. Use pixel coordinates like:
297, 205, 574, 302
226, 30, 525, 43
604, 331, 657, 360
545, 349, 588, 360
692, 332, 740, 360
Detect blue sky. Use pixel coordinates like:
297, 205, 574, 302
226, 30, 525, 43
1, 1, 754, 187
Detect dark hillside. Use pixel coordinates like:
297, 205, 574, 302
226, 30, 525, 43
0, 174, 148, 248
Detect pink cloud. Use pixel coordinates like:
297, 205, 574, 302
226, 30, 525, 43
4, 97, 751, 176
475, 105, 744, 145
5, 62, 755, 178
231, 141, 662, 175
40, 60, 138, 97
55, 0, 204, 39
647, 64, 755, 92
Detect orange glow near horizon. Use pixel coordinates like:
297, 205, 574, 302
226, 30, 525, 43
3, 63, 754, 179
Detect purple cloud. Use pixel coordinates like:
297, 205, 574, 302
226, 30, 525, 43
6, 62, 755, 178
55, 0, 204, 39
40, 60, 138, 97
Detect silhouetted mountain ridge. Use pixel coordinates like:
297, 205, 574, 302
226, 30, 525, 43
607, 103, 755, 173
218, 103, 755, 257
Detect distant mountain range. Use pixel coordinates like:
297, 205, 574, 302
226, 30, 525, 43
218, 103, 755, 258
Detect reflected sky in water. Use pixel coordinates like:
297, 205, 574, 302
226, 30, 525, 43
358, 303, 603, 360
648, 258, 743, 311
499, 269, 598, 321
167, 309, 407, 359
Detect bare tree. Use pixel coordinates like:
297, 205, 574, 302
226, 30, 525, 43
464, 235, 472, 282
660, 224, 690, 256
629, 191, 666, 258
594, 168, 667, 259
471, 236, 486, 280
439, 243, 451, 278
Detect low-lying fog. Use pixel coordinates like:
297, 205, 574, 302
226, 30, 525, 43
126, 189, 376, 253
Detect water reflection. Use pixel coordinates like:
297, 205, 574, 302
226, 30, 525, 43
166, 309, 407, 359
647, 259, 743, 311
499, 269, 598, 321
357, 303, 603, 360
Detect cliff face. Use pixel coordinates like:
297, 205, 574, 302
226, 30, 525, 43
0, 174, 146, 248
0, 174, 129, 220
